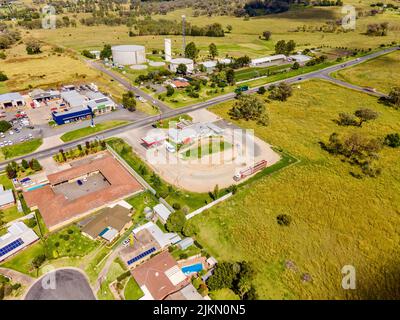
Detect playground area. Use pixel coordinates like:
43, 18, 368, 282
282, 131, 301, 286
117, 110, 281, 192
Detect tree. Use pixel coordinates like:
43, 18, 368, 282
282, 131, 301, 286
226, 68, 235, 85
82, 50, 96, 59
32, 254, 46, 270
337, 112, 359, 126
0, 120, 11, 133
0, 71, 7, 82
21, 159, 29, 170
388, 87, 400, 108
122, 91, 136, 112
150, 172, 162, 188
184, 42, 199, 60
262, 30, 271, 40
354, 108, 379, 126
25, 38, 41, 55
176, 63, 187, 75
226, 25, 233, 33
384, 133, 400, 148
269, 82, 293, 101
275, 40, 286, 54
291, 62, 300, 70
229, 95, 269, 126
5, 164, 16, 179
166, 85, 175, 97
209, 43, 218, 60
257, 86, 266, 95
206, 262, 237, 291
285, 40, 296, 55
100, 44, 112, 60
277, 214, 292, 226
29, 159, 42, 171
165, 211, 186, 233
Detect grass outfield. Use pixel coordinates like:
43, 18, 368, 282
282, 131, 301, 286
1, 138, 42, 160
332, 50, 400, 94
190, 80, 400, 299
60, 120, 129, 142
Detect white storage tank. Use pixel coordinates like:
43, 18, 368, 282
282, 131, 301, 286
169, 58, 194, 73
111, 45, 146, 65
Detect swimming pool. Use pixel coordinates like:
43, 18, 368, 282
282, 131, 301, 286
181, 263, 203, 275
26, 184, 46, 192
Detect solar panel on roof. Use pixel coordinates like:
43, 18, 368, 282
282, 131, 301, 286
0, 238, 24, 257
127, 247, 156, 265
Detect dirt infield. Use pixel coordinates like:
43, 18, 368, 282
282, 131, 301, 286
118, 111, 280, 193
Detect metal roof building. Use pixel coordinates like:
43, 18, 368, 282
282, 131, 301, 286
153, 203, 173, 224
0, 185, 15, 208
0, 222, 39, 262
250, 54, 287, 67
0, 92, 25, 109
52, 106, 93, 125
61, 90, 87, 108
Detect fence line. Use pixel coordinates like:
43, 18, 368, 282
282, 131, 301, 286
186, 192, 233, 220
106, 145, 157, 195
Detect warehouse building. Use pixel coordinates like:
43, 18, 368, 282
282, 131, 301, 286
30, 89, 61, 103
61, 90, 87, 108
52, 106, 93, 125
250, 54, 287, 67
0, 92, 25, 109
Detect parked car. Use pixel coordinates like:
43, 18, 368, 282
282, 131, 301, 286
8, 140, 12, 145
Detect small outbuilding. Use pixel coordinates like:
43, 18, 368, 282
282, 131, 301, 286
153, 203, 172, 224
176, 237, 194, 250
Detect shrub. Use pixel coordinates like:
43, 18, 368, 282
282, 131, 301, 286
172, 203, 181, 210
384, 133, 400, 148
277, 214, 292, 226
0, 120, 11, 133
0, 71, 8, 82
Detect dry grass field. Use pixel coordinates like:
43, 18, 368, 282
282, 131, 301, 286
189, 80, 400, 299
26, 5, 400, 59
333, 50, 400, 93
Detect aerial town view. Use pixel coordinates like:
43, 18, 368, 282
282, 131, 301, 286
0, 0, 399, 308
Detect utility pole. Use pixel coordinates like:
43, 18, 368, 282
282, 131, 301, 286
182, 15, 186, 57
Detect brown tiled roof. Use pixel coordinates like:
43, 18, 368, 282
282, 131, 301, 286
23, 153, 142, 230
82, 205, 131, 238
131, 251, 189, 300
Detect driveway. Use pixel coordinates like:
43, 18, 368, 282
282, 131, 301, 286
24, 268, 95, 300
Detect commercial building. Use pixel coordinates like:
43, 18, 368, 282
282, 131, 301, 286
169, 58, 194, 73
0, 222, 39, 262
87, 96, 116, 114
30, 89, 61, 103
112, 45, 146, 65
61, 90, 87, 108
0, 185, 15, 209
168, 122, 224, 144
82, 205, 133, 242
250, 54, 287, 67
52, 106, 93, 125
23, 152, 143, 231
132, 251, 189, 300
0, 92, 25, 109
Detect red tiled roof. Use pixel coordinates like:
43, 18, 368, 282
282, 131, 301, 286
132, 251, 189, 300
23, 153, 142, 230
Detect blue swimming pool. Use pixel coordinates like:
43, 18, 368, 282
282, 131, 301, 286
181, 263, 203, 275
26, 184, 46, 192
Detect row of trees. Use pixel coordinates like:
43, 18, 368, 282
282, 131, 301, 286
275, 39, 296, 55
56, 140, 107, 163
366, 22, 389, 36
6, 158, 42, 179
336, 108, 379, 127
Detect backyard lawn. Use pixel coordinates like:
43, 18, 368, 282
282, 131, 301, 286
333, 51, 400, 94
1, 139, 43, 160
190, 79, 400, 299
1, 205, 24, 224
0, 174, 14, 190
60, 120, 129, 142
124, 277, 144, 300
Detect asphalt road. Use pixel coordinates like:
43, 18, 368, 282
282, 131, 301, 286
87, 60, 172, 114
0, 46, 397, 170
24, 268, 95, 300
